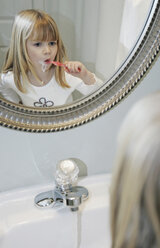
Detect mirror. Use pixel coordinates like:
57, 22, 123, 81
0, 0, 159, 132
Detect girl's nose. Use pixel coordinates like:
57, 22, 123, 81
43, 45, 51, 54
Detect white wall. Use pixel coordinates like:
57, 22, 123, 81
0, 57, 160, 192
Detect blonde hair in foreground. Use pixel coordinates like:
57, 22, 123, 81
110, 91, 160, 248
2, 9, 69, 93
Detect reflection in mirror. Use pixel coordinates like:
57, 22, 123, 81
114, 0, 153, 71
0, 0, 154, 108
0, 9, 103, 108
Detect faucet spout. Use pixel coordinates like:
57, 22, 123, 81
54, 185, 89, 211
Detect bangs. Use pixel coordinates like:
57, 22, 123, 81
29, 20, 57, 41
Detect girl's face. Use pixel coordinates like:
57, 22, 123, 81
26, 39, 58, 73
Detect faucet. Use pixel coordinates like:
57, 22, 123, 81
34, 159, 89, 211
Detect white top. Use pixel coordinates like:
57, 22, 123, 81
0, 72, 103, 107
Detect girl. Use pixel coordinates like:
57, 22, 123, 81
0, 9, 102, 107
110, 91, 160, 248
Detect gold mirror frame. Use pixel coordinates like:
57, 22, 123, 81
0, 0, 160, 133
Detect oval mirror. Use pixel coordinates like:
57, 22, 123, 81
0, 0, 159, 132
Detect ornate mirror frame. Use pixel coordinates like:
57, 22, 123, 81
0, 0, 160, 132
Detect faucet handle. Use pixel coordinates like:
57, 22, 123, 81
55, 159, 79, 191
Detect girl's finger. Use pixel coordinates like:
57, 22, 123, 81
75, 64, 81, 72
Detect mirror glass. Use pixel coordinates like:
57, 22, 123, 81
0, 0, 153, 108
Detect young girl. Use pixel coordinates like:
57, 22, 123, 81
0, 9, 102, 107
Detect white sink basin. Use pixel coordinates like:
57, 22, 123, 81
0, 174, 111, 248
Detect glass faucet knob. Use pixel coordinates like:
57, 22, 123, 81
55, 159, 79, 188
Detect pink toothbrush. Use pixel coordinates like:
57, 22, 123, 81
46, 60, 81, 71
47, 61, 66, 67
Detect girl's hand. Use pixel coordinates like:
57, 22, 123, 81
64, 61, 95, 85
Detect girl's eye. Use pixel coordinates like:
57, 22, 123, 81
34, 42, 41, 47
49, 41, 56, 46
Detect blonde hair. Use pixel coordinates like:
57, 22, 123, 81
2, 9, 69, 93
110, 91, 160, 248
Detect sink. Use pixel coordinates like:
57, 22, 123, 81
0, 174, 111, 248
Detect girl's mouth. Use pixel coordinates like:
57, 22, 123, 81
44, 59, 51, 63
39, 60, 50, 72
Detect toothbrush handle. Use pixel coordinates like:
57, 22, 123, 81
51, 61, 65, 67
52, 61, 81, 72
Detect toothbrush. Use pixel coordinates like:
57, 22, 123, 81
46, 60, 81, 72
47, 61, 66, 67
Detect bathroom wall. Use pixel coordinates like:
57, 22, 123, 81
0, 57, 160, 192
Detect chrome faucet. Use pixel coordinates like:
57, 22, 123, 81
34, 159, 89, 211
